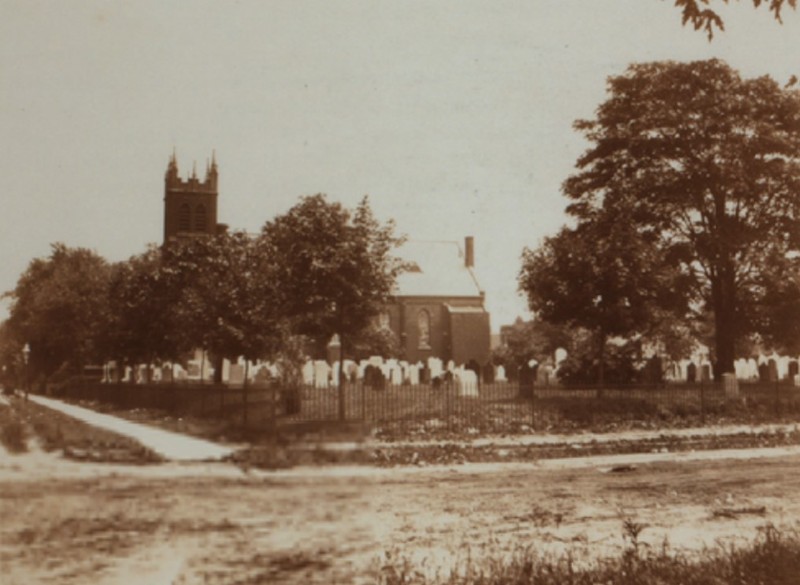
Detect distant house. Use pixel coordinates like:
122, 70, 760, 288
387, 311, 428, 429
379, 238, 491, 366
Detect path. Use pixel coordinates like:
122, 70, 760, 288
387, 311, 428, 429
28, 395, 235, 462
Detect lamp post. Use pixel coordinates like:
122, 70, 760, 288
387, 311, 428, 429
22, 343, 30, 400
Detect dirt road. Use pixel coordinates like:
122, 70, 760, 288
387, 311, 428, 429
2, 446, 800, 584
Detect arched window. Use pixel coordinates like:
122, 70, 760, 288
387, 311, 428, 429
194, 204, 208, 232
178, 204, 192, 232
417, 309, 431, 349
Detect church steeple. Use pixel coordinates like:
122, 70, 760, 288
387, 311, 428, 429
165, 148, 179, 183
163, 150, 220, 243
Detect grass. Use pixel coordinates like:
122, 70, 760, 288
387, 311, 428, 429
0, 400, 28, 453
378, 523, 800, 585
7, 397, 163, 464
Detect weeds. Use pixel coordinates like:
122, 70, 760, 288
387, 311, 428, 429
0, 403, 28, 453
378, 523, 800, 585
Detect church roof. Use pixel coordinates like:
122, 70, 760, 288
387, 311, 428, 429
394, 240, 484, 298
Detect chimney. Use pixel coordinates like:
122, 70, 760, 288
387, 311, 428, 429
465, 236, 474, 268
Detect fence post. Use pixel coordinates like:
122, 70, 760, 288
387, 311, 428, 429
271, 384, 278, 444
361, 380, 366, 421
775, 380, 780, 417
530, 383, 535, 431
700, 379, 705, 425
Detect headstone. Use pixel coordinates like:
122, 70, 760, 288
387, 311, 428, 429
419, 364, 430, 385
768, 359, 779, 382
758, 362, 770, 382
390, 365, 402, 386
496, 365, 507, 382
301, 361, 314, 385
482, 362, 495, 384
788, 360, 799, 381
229, 364, 245, 385
313, 361, 330, 389
455, 368, 479, 397
161, 364, 173, 383
408, 364, 420, 386
686, 362, 697, 383
518, 362, 536, 398
722, 372, 739, 398
700, 364, 712, 382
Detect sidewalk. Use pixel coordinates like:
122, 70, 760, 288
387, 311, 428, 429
28, 395, 235, 462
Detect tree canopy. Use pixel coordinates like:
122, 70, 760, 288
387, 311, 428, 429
557, 59, 800, 377
673, 0, 797, 38
260, 195, 405, 353
3, 244, 112, 378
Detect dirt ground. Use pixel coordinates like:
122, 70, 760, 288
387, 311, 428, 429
2, 442, 800, 585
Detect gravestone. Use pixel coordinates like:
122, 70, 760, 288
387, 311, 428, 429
788, 360, 799, 381
455, 368, 479, 397
700, 364, 712, 382
420, 364, 430, 385
686, 362, 697, 383
301, 361, 314, 385
495, 365, 507, 382
408, 364, 420, 386
313, 361, 330, 389
758, 362, 770, 382
229, 364, 245, 385
482, 362, 495, 384
161, 364, 173, 383
768, 359, 778, 382
722, 372, 739, 398
518, 362, 536, 399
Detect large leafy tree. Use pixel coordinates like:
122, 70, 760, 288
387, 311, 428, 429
3, 244, 112, 379
162, 231, 284, 383
673, 0, 796, 38
520, 206, 691, 384
562, 59, 800, 377
261, 195, 404, 418
104, 246, 184, 375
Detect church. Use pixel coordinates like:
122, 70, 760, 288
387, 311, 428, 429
161, 153, 491, 366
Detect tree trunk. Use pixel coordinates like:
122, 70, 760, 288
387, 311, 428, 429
597, 330, 606, 389
242, 359, 249, 430
712, 270, 737, 379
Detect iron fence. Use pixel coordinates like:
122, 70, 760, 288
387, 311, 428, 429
51, 378, 800, 435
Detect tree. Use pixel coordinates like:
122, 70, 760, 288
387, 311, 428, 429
104, 246, 184, 376
673, 0, 796, 38
3, 244, 112, 380
261, 195, 404, 419
562, 59, 800, 377
520, 207, 691, 384
492, 317, 571, 375
162, 231, 284, 384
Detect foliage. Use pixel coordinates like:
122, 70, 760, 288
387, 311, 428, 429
261, 195, 405, 361
379, 524, 800, 584
492, 317, 570, 371
3, 244, 112, 378
519, 204, 692, 383
162, 231, 285, 370
561, 59, 800, 377
674, 0, 797, 38
104, 245, 183, 368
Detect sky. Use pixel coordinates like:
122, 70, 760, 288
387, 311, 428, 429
2, 0, 800, 332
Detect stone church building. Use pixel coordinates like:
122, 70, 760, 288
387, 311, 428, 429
161, 153, 490, 366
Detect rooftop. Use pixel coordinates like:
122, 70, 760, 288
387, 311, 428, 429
394, 240, 484, 298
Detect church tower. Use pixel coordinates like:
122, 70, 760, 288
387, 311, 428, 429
163, 151, 221, 243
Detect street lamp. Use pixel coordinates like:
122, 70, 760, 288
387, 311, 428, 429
22, 343, 30, 400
